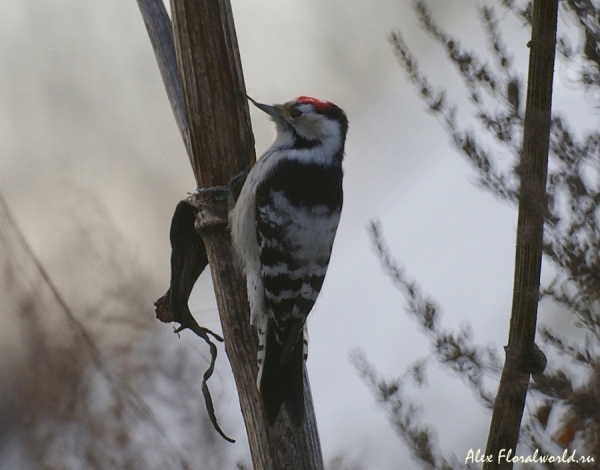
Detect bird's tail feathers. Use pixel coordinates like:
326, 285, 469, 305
260, 320, 305, 425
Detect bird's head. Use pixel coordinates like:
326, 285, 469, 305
247, 95, 348, 153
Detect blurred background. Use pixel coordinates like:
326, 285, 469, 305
0, 0, 593, 468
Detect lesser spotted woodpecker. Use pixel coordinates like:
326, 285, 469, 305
230, 96, 348, 424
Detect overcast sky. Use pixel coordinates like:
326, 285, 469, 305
0, 0, 595, 468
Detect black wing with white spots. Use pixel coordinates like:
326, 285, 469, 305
255, 158, 343, 423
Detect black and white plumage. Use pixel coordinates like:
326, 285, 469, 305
230, 95, 348, 424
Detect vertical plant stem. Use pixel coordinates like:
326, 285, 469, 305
137, 0, 326, 467
483, 1, 559, 468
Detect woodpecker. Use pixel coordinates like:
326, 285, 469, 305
230, 95, 348, 424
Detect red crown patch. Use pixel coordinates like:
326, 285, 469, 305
296, 96, 333, 112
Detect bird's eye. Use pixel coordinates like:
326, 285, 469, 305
290, 108, 303, 119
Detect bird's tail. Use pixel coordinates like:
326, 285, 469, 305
259, 320, 305, 425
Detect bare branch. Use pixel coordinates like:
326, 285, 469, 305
369, 221, 499, 408
135, 0, 190, 157
483, 1, 559, 467
389, 31, 519, 202
139, 0, 325, 466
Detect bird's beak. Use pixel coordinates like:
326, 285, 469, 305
246, 95, 283, 119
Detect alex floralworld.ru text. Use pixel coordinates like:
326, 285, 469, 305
465, 448, 595, 465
